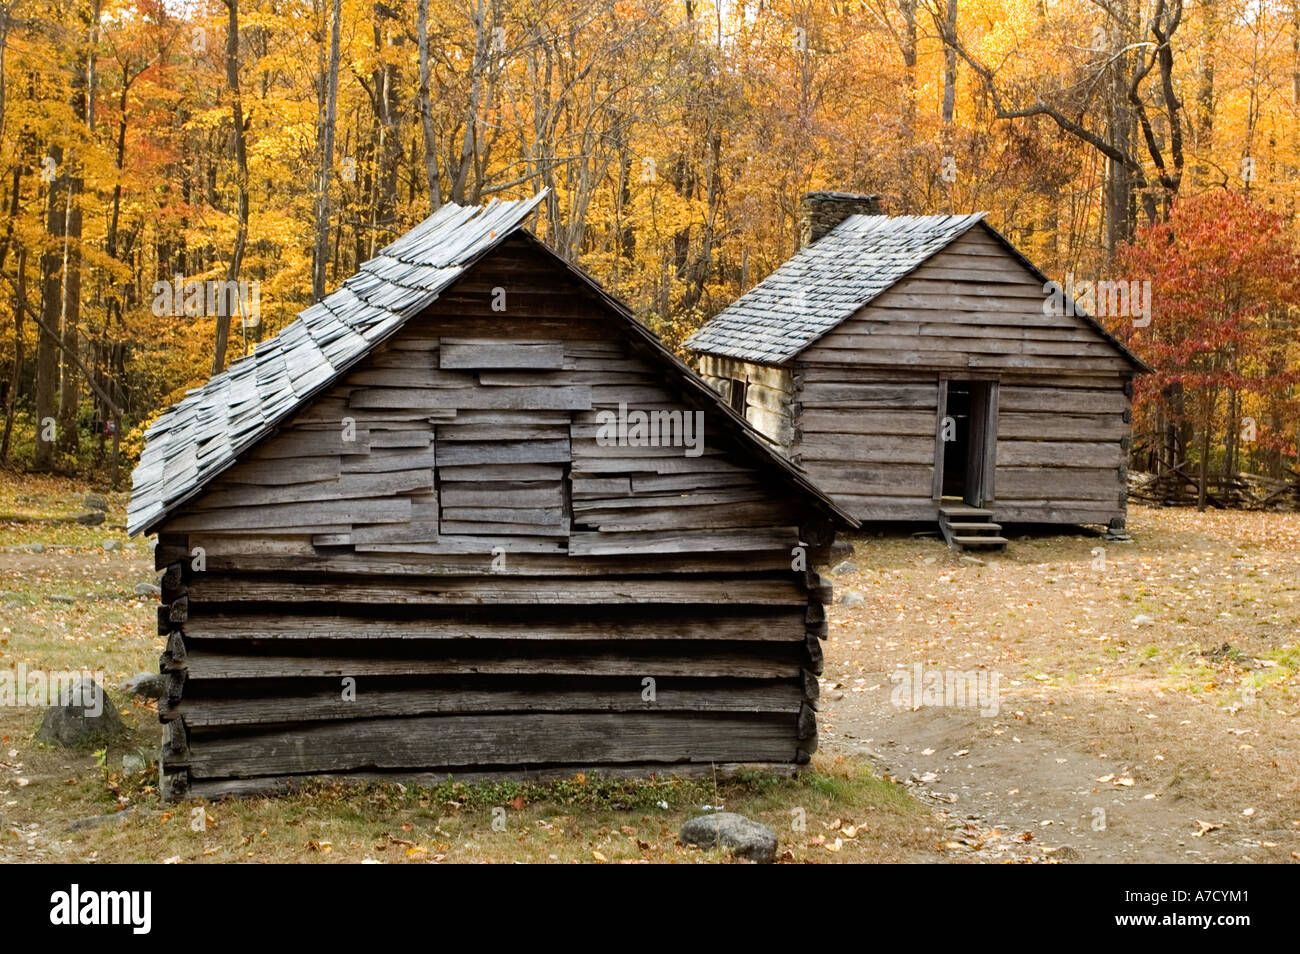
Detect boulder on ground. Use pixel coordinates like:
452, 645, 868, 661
121, 671, 168, 699
839, 589, 865, 607
133, 582, 161, 598
74, 511, 105, 526
680, 812, 778, 863
36, 676, 125, 747
83, 492, 109, 512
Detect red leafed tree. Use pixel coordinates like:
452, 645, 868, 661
1118, 190, 1300, 509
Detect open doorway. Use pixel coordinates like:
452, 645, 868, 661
935, 379, 998, 508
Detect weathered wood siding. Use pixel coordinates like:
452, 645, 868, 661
799, 226, 1135, 376
720, 223, 1133, 525
153, 238, 830, 799
993, 374, 1130, 524
790, 366, 941, 521
698, 354, 797, 451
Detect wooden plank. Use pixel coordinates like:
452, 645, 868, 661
996, 439, 1123, 468
167, 498, 412, 532
173, 682, 806, 727
568, 527, 799, 556
435, 439, 570, 466
183, 609, 805, 642
181, 712, 798, 777
217, 457, 340, 485
182, 650, 801, 681
187, 574, 810, 605
351, 386, 592, 411
249, 429, 371, 458
194, 471, 433, 510
439, 339, 565, 370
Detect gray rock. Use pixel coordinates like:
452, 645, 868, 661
839, 589, 865, 607
16, 543, 45, 553
48, 594, 75, 605
74, 511, 105, 526
680, 812, 778, 863
121, 752, 148, 774
83, 492, 109, 512
121, 671, 168, 699
133, 582, 161, 597
102, 539, 122, 552
35, 676, 125, 747
830, 560, 859, 576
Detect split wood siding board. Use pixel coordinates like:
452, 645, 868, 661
797, 382, 938, 408
434, 439, 571, 466
350, 386, 592, 411
182, 609, 807, 641
247, 429, 372, 458
166, 498, 413, 532
798, 409, 938, 436
797, 436, 938, 465
172, 683, 807, 727
998, 414, 1129, 441
178, 713, 799, 778
835, 500, 941, 521
180, 649, 803, 682
993, 503, 1122, 523
995, 440, 1124, 468
439, 340, 565, 370
567, 527, 799, 556
995, 469, 1123, 501
186, 575, 810, 606
193, 470, 434, 510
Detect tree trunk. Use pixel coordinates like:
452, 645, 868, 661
1, 244, 25, 462
416, 0, 442, 213
215, 0, 249, 376
34, 144, 65, 471
312, 0, 342, 302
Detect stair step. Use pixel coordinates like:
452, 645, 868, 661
939, 506, 994, 518
953, 535, 1009, 547
945, 521, 1002, 532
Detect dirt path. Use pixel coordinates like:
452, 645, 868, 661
819, 508, 1300, 864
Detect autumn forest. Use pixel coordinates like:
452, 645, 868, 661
0, 0, 1297, 495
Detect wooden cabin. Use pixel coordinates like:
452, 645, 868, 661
128, 195, 854, 800
686, 191, 1150, 549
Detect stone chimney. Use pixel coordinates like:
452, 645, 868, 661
799, 191, 883, 246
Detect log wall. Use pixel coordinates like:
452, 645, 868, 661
153, 238, 831, 800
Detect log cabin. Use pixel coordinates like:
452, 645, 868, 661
686, 191, 1151, 550
128, 194, 855, 800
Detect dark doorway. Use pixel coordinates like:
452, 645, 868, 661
937, 380, 997, 507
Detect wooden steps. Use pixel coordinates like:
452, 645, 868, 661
938, 504, 1008, 552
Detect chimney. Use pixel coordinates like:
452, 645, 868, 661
799, 191, 883, 246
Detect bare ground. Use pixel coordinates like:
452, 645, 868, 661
821, 505, 1300, 863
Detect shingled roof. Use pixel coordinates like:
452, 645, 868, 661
685, 213, 985, 364
685, 212, 1148, 370
130, 192, 857, 536
128, 195, 548, 535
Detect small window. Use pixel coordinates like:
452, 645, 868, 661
729, 378, 748, 414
